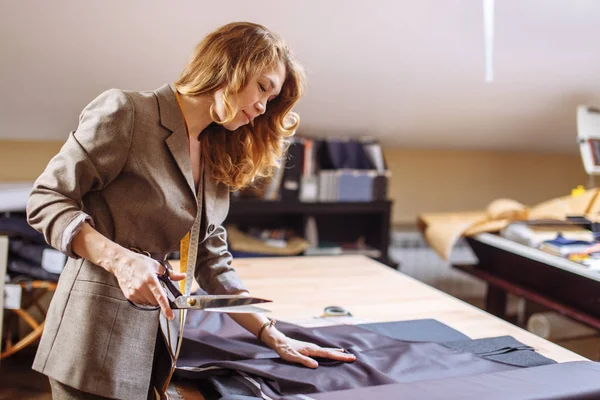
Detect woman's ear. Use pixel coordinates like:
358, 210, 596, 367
283, 112, 299, 132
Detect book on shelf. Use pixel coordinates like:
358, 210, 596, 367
235, 136, 390, 202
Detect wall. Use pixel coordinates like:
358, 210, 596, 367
4, 1, 600, 154
384, 148, 588, 225
0, 141, 589, 226
0, 141, 63, 182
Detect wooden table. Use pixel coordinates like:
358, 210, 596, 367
168, 255, 587, 398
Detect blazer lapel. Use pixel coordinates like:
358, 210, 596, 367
155, 84, 196, 199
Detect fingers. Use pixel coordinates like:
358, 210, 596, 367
286, 349, 319, 369
128, 293, 147, 305
125, 275, 174, 320
149, 276, 174, 320
302, 347, 357, 362
156, 260, 185, 281
138, 284, 158, 306
168, 271, 187, 281
116, 253, 177, 320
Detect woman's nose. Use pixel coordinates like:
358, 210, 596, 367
255, 100, 266, 115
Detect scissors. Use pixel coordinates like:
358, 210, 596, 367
127, 254, 271, 313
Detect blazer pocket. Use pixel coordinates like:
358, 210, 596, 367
45, 289, 122, 386
72, 280, 126, 300
47, 283, 158, 394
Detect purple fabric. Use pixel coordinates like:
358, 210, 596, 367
306, 361, 600, 400
177, 312, 518, 399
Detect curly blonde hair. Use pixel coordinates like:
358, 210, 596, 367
174, 22, 306, 190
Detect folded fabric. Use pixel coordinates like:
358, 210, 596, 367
421, 188, 600, 260
227, 225, 309, 256
8, 258, 60, 282
4, 225, 62, 281
0, 213, 46, 244
10, 240, 48, 265
442, 336, 554, 367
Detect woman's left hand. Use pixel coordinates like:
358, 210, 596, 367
262, 329, 356, 368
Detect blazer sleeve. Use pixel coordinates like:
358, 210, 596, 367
27, 89, 134, 258
194, 224, 247, 295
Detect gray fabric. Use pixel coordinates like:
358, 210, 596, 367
357, 321, 555, 368
358, 319, 470, 342
305, 361, 600, 400
485, 348, 554, 367
443, 335, 532, 355
442, 335, 556, 367
27, 84, 246, 400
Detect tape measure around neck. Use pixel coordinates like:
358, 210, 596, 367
175, 86, 204, 296
178, 169, 204, 295
182, 214, 201, 296
178, 232, 189, 293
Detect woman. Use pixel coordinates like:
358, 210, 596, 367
27, 22, 356, 400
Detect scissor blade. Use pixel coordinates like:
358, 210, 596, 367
173, 294, 271, 310
204, 305, 271, 313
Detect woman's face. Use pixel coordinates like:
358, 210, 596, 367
214, 60, 286, 131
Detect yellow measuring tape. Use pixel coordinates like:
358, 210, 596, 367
163, 87, 206, 396
174, 88, 196, 294
179, 232, 190, 293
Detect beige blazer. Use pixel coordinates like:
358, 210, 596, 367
27, 84, 246, 400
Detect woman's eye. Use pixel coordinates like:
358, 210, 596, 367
258, 83, 266, 92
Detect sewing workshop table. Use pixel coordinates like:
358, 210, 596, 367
459, 233, 600, 330
417, 212, 600, 331
168, 255, 586, 399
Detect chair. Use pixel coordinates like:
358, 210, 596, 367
1, 280, 56, 360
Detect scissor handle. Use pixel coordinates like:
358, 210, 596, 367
126, 249, 180, 311
156, 260, 183, 299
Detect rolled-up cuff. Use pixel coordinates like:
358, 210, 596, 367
210, 270, 247, 295
61, 212, 94, 259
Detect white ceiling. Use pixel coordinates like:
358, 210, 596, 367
2, 0, 600, 152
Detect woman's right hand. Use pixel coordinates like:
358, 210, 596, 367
71, 222, 185, 320
109, 249, 186, 320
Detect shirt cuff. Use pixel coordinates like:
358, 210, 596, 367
61, 212, 94, 259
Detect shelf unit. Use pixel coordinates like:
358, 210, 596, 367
225, 199, 396, 268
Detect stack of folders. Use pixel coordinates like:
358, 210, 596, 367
288, 136, 390, 202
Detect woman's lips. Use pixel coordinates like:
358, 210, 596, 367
242, 110, 251, 123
